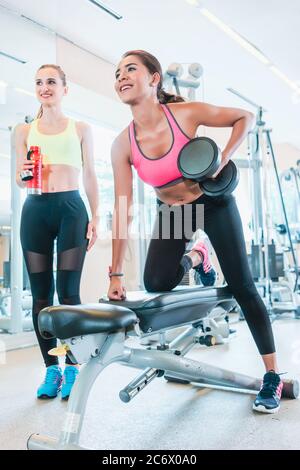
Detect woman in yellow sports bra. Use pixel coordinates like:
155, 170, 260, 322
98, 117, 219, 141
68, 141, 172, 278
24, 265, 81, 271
15, 64, 99, 400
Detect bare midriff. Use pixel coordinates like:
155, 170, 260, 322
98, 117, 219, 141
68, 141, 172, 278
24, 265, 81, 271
155, 178, 203, 206
41, 164, 80, 193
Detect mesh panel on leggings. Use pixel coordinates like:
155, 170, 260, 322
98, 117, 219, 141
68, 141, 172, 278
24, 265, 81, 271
23, 251, 53, 274
57, 245, 87, 271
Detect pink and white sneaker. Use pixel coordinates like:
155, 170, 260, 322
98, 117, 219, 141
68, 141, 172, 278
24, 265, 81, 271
191, 241, 216, 287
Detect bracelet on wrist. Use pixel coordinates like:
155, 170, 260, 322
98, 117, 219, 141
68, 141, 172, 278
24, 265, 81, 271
108, 265, 124, 278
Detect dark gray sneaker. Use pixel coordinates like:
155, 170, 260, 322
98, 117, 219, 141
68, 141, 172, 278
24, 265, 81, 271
253, 370, 283, 414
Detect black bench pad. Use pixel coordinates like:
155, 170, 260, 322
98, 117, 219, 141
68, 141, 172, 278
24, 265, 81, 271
100, 286, 235, 334
38, 286, 235, 339
38, 303, 137, 340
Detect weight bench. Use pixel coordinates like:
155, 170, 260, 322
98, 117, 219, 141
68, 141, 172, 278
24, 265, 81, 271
27, 286, 299, 450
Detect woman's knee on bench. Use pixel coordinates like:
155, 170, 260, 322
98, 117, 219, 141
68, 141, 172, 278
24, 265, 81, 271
144, 272, 177, 292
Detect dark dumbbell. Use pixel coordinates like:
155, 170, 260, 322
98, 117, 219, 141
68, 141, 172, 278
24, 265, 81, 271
201, 160, 239, 197
275, 224, 287, 235
178, 137, 239, 197
199, 335, 216, 347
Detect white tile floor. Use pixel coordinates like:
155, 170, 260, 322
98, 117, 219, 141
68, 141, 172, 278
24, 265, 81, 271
1, 318, 300, 450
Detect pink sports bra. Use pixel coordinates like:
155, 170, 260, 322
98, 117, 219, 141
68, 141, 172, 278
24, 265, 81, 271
128, 104, 191, 188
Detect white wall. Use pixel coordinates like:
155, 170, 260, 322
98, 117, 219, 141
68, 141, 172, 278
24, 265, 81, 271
273, 143, 300, 172
56, 36, 116, 100
0, 8, 58, 210
0, 9, 57, 91
56, 36, 131, 130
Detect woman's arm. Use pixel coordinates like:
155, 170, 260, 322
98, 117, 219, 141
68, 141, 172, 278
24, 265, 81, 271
15, 124, 33, 189
187, 102, 255, 171
80, 122, 100, 251
108, 130, 133, 300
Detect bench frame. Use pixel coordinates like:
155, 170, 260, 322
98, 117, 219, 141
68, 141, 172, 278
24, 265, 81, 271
27, 311, 299, 450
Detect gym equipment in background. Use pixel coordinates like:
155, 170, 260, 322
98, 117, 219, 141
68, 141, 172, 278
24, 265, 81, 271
229, 88, 300, 319
281, 162, 300, 207
0, 291, 32, 331
0, 259, 33, 332
279, 165, 300, 243
163, 62, 203, 101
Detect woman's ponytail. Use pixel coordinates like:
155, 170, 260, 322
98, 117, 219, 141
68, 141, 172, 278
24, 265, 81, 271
36, 105, 43, 119
157, 88, 185, 104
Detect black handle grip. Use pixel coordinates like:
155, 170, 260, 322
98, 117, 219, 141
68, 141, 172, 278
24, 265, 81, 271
26, 149, 34, 160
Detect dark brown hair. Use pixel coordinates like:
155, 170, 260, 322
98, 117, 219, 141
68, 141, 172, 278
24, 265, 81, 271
122, 50, 184, 104
35, 64, 67, 119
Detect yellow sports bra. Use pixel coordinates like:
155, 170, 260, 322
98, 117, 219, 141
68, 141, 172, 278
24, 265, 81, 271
27, 119, 82, 170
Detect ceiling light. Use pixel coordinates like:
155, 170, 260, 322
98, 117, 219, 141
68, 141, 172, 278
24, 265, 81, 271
1, 3, 115, 65
185, 0, 201, 5
185, 2, 299, 94
21, 14, 53, 33
0, 51, 26, 64
269, 66, 300, 92
14, 88, 35, 97
199, 8, 270, 65
87, 0, 123, 20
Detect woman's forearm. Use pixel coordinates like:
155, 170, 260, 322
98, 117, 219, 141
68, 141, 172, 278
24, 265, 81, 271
111, 205, 133, 273
222, 113, 255, 161
83, 173, 100, 218
111, 238, 128, 273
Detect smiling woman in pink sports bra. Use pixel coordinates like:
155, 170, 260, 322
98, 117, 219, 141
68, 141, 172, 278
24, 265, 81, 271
108, 50, 284, 414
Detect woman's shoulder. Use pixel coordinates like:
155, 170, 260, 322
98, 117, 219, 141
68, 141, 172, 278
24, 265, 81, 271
114, 127, 130, 146
167, 101, 207, 123
74, 120, 90, 131
167, 100, 196, 117
111, 127, 131, 163
167, 101, 194, 113
74, 120, 92, 140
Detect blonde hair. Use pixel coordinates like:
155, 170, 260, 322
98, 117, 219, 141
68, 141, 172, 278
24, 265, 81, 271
36, 64, 67, 119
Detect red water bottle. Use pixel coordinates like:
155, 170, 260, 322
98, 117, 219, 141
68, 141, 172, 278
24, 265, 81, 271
24, 146, 42, 195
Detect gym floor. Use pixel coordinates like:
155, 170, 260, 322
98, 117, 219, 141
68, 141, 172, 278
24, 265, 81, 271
1, 317, 300, 450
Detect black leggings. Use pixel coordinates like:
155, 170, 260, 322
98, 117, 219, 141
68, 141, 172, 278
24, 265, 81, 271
20, 190, 89, 367
144, 193, 275, 355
